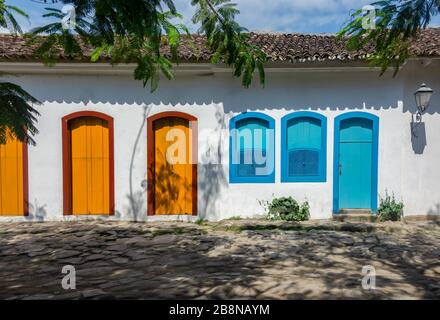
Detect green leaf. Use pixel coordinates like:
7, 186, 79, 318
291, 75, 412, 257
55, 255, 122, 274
91, 46, 105, 62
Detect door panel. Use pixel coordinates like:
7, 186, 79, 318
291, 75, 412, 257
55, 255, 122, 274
339, 118, 373, 209
0, 136, 25, 216
339, 142, 372, 208
70, 117, 110, 215
153, 117, 193, 215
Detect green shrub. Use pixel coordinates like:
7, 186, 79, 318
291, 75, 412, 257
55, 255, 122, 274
194, 218, 207, 225
378, 191, 404, 222
262, 197, 310, 222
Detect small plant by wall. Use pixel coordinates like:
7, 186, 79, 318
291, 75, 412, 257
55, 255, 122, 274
194, 218, 207, 225
378, 191, 404, 222
260, 196, 310, 222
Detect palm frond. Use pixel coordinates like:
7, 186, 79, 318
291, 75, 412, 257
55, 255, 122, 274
0, 2, 28, 34
0, 82, 41, 145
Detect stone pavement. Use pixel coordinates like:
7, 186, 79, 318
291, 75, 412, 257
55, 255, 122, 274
0, 219, 439, 300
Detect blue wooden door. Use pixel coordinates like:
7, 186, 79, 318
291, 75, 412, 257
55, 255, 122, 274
338, 118, 373, 209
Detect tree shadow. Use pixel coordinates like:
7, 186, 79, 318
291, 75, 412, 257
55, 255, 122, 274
153, 150, 192, 214
149, 116, 195, 216
198, 105, 228, 220
0, 221, 438, 299
3, 60, 439, 221
25, 199, 47, 222
427, 203, 440, 221
123, 105, 151, 222
15, 65, 440, 115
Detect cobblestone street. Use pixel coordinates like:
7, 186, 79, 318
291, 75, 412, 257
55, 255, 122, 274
0, 219, 439, 300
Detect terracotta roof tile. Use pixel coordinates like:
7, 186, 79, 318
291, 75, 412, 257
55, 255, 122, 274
0, 28, 439, 63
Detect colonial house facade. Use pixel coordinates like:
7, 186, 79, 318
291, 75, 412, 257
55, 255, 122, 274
0, 30, 439, 221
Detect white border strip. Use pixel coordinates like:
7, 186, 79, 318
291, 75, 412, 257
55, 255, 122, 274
0, 62, 387, 75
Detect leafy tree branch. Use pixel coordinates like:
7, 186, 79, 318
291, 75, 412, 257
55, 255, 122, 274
30, 0, 266, 91
338, 0, 440, 75
0, 0, 41, 145
192, 0, 266, 87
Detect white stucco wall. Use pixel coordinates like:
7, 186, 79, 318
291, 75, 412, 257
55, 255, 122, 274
1, 59, 439, 221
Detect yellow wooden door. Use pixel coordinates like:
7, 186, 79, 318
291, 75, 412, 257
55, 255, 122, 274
153, 117, 193, 215
0, 136, 25, 216
70, 117, 110, 215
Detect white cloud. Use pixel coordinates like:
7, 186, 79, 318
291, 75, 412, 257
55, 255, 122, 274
4, 0, 439, 35
175, 0, 373, 33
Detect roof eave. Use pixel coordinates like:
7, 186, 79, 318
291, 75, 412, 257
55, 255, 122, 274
0, 57, 438, 76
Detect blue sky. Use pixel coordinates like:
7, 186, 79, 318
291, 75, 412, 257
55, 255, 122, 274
4, 0, 440, 34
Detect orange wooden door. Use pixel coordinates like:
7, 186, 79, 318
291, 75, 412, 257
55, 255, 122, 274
0, 136, 25, 216
153, 117, 193, 215
69, 117, 110, 215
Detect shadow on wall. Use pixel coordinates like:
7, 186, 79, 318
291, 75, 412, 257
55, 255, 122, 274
410, 118, 427, 154
153, 149, 191, 214
26, 199, 47, 221
122, 105, 152, 222
198, 104, 228, 220
427, 203, 440, 216
401, 63, 439, 154
19, 70, 435, 114
12, 62, 438, 219
143, 107, 227, 219
121, 191, 145, 221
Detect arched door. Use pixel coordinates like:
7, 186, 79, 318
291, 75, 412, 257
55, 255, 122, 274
0, 135, 28, 216
62, 112, 114, 215
147, 112, 198, 216
333, 112, 379, 213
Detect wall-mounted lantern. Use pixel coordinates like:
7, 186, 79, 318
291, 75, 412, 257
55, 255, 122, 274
414, 83, 433, 120
411, 83, 434, 153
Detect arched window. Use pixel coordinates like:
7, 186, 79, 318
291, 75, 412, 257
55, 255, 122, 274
281, 112, 327, 182
229, 112, 275, 183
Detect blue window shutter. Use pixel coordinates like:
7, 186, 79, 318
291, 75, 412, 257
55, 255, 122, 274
236, 119, 269, 178
281, 112, 327, 183
229, 112, 275, 183
288, 149, 319, 176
